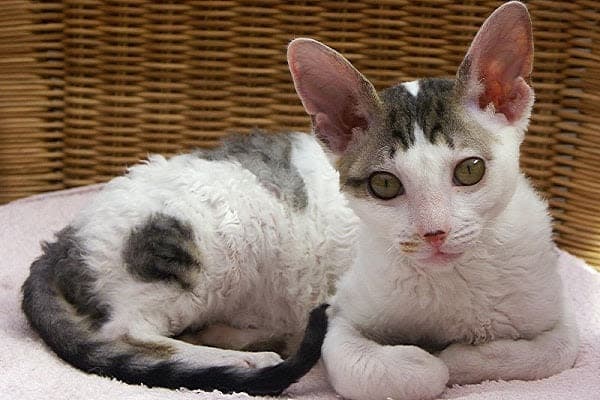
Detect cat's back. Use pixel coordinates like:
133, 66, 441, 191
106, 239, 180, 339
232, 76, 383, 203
23, 131, 354, 373
74, 131, 346, 230
72, 131, 356, 280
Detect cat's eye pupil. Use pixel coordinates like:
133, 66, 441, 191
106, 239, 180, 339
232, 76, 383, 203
368, 172, 403, 200
454, 157, 485, 186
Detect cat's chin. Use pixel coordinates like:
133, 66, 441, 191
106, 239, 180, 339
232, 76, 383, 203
418, 250, 463, 266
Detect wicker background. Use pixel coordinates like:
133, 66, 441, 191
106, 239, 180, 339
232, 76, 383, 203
0, 0, 599, 268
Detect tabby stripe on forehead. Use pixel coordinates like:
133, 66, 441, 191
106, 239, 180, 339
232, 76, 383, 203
415, 79, 456, 148
380, 84, 416, 150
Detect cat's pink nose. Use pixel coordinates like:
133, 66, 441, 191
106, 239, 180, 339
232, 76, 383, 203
421, 230, 447, 248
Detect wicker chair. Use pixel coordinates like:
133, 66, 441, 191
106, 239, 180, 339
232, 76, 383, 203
0, 0, 599, 269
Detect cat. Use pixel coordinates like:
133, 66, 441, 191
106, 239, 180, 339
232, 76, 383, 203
286, 2, 580, 400
21, 1, 579, 399
21, 128, 357, 395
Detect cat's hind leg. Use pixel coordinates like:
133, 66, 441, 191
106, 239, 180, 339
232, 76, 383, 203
438, 312, 579, 385
124, 331, 284, 370
322, 316, 448, 400
177, 324, 288, 355
109, 303, 329, 393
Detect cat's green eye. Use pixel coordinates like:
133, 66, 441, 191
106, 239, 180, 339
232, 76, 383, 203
368, 171, 404, 200
454, 157, 486, 186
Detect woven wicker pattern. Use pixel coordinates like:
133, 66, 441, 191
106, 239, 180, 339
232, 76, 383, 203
0, 0, 599, 268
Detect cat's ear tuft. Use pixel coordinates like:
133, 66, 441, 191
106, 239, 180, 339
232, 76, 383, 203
288, 38, 381, 154
457, 1, 534, 126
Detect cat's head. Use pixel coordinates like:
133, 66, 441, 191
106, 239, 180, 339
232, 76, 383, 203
288, 1, 534, 266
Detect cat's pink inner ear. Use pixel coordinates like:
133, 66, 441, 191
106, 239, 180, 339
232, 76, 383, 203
288, 38, 379, 154
459, 2, 534, 124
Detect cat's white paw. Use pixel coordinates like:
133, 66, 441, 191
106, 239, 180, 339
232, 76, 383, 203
326, 345, 448, 400
438, 342, 476, 385
237, 351, 284, 369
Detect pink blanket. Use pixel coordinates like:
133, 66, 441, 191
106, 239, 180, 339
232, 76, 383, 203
1, 186, 599, 399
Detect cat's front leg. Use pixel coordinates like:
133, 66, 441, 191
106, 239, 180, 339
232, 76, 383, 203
322, 315, 448, 400
438, 313, 579, 385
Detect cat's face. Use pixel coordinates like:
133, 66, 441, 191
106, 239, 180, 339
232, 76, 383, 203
289, 1, 534, 265
337, 79, 523, 265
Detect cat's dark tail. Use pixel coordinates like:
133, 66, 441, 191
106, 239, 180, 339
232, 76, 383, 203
21, 230, 328, 396
106, 304, 329, 395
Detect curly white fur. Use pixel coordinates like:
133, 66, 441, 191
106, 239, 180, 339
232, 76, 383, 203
72, 132, 358, 366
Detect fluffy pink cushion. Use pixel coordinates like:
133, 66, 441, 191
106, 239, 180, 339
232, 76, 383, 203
1, 185, 599, 399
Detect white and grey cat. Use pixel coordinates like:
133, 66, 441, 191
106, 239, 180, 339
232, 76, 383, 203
22, 2, 578, 399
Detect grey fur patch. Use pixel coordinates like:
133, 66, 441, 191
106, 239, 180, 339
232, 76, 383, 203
123, 214, 200, 289
196, 131, 308, 210
23, 227, 110, 330
337, 78, 495, 197
415, 79, 457, 147
412, 78, 496, 153
380, 84, 416, 150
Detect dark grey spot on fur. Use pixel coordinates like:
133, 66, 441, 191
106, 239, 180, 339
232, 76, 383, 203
23, 227, 109, 330
415, 79, 456, 147
123, 214, 200, 289
196, 131, 308, 210
380, 85, 416, 149
377, 78, 461, 149
412, 78, 495, 153
378, 78, 493, 152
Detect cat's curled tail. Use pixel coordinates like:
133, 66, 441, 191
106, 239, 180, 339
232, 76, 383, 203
21, 234, 328, 396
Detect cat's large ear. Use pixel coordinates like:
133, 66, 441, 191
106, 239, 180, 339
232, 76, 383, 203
288, 38, 381, 154
457, 1, 534, 127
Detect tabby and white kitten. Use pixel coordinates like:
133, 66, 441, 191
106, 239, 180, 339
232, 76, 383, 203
21, 131, 355, 394
287, 3, 578, 400
22, 1, 578, 399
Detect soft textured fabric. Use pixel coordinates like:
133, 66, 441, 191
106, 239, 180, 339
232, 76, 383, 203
1, 186, 599, 400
